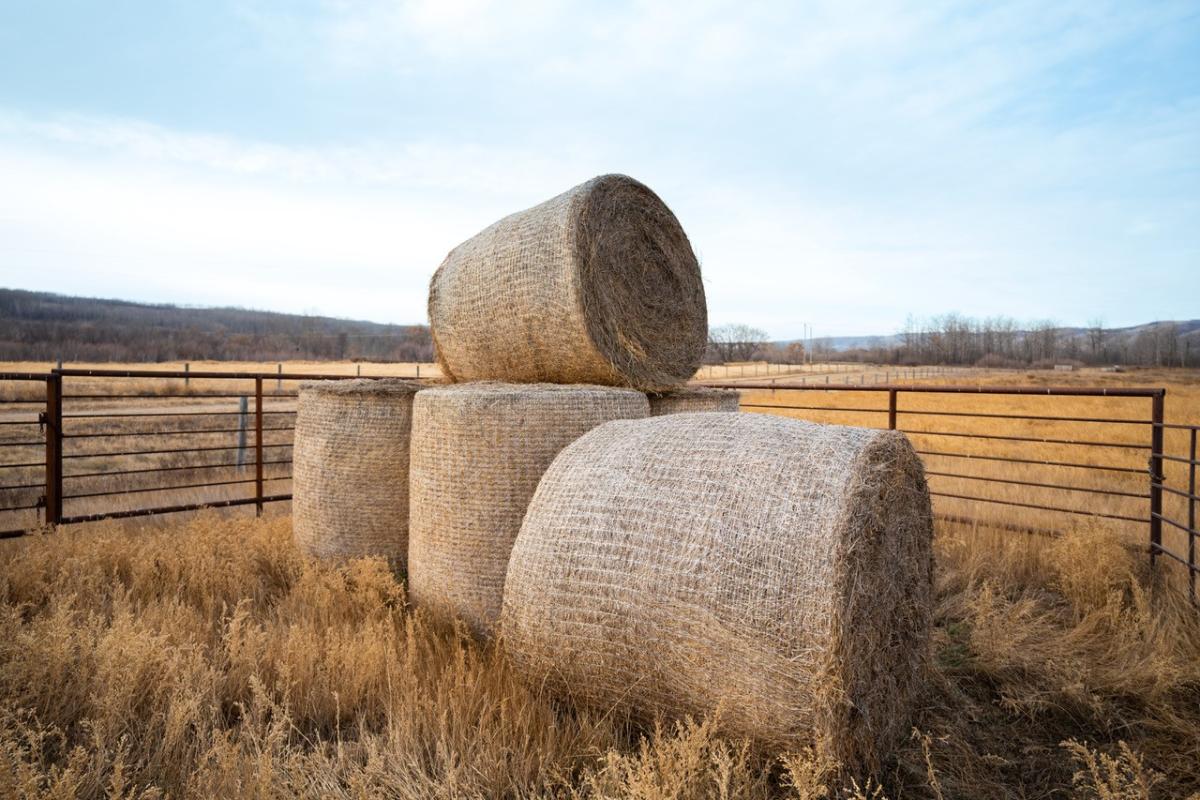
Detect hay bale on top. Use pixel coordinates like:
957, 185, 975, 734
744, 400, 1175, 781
501, 412, 932, 770
647, 387, 740, 415
428, 174, 707, 391
292, 379, 418, 570
408, 382, 649, 636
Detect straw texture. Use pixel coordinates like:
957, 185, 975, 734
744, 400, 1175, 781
501, 412, 933, 771
292, 379, 419, 570
428, 174, 707, 391
408, 382, 649, 636
647, 387, 740, 416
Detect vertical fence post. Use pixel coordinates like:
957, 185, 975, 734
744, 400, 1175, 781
888, 389, 897, 430
43, 374, 63, 526
416, 364, 421, 379
1149, 391, 1164, 566
276, 363, 282, 391
236, 396, 248, 469
255, 378, 264, 516
1188, 428, 1196, 602
184, 363, 189, 387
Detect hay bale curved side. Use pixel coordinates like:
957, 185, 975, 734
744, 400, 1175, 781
647, 387, 740, 415
292, 379, 419, 570
428, 174, 707, 390
501, 412, 932, 771
408, 382, 649, 635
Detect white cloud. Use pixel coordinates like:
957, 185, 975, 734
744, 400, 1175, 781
242, 0, 1190, 105
0, 110, 591, 196
0, 116, 578, 323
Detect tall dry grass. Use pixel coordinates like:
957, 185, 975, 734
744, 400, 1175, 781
1, 513, 1197, 799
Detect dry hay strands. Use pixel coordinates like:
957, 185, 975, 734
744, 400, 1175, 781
408, 382, 649, 637
501, 412, 933, 773
428, 174, 707, 391
647, 387, 740, 415
292, 379, 419, 571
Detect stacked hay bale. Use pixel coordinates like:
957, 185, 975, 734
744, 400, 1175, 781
647, 386, 739, 415
428, 174, 707, 389
292, 379, 418, 570
408, 383, 648, 636
501, 412, 933, 771
287, 169, 932, 773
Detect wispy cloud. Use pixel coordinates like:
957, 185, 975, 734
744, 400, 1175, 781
0, 110, 590, 195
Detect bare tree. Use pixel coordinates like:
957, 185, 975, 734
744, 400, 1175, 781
708, 324, 770, 362
1087, 317, 1106, 362
1026, 320, 1060, 363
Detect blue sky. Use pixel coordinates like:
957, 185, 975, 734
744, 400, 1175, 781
0, 1, 1196, 339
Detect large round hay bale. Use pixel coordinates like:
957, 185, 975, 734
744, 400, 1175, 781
647, 387, 740, 415
408, 382, 649, 635
501, 412, 932, 770
292, 379, 419, 570
428, 174, 707, 391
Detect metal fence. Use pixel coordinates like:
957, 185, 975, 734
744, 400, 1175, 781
691, 362, 963, 382
706, 381, 1197, 601
1156, 419, 1200, 601
1, 369, 1196, 600
0, 368, 389, 536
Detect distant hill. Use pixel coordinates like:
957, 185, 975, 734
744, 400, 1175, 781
5, 287, 1196, 367
0, 289, 432, 362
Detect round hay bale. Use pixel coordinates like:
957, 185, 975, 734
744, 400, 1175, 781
428, 174, 707, 391
408, 382, 649, 636
647, 387, 740, 415
292, 379, 419, 570
501, 412, 932, 770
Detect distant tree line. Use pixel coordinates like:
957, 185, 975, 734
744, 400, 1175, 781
710, 313, 1198, 368
0, 289, 433, 363
840, 314, 1199, 368
707, 324, 807, 364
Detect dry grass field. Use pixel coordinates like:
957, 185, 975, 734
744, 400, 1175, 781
0, 362, 1198, 798
0, 515, 1197, 799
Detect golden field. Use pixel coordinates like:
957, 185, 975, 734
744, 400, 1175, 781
1, 361, 1197, 587
0, 362, 1198, 798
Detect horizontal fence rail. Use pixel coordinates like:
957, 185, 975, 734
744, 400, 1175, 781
1, 369, 1194, 601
